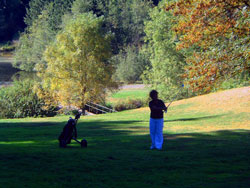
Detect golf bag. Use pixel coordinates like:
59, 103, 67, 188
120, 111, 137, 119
58, 113, 87, 148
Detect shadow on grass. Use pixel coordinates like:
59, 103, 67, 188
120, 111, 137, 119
0, 120, 137, 144
0, 119, 250, 187
0, 122, 59, 129
165, 114, 226, 122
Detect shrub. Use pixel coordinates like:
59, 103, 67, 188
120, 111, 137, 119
57, 107, 79, 116
114, 98, 148, 112
218, 71, 250, 90
0, 79, 57, 119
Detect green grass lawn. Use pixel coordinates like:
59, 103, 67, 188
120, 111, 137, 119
107, 87, 150, 105
0, 87, 250, 188
111, 89, 149, 99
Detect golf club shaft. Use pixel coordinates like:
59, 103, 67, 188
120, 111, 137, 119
167, 88, 182, 108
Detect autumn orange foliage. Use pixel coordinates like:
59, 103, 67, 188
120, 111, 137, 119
166, 0, 250, 93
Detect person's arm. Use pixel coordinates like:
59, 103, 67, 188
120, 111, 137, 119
149, 101, 167, 111
151, 106, 166, 111
162, 101, 167, 111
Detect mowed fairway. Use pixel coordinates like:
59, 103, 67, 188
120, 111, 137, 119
0, 87, 249, 188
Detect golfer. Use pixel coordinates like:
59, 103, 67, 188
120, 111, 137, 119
149, 90, 167, 150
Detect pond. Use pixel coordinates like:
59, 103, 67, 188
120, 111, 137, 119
0, 56, 20, 86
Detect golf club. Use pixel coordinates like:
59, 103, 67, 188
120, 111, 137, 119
167, 84, 184, 108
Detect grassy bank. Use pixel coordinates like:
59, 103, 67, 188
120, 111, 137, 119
107, 86, 150, 106
0, 87, 249, 187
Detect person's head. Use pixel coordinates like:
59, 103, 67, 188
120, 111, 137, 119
150, 90, 158, 100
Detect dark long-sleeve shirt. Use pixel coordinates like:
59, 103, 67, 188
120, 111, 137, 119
149, 99, 167, 119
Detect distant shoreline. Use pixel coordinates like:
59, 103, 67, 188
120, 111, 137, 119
0, 56, 14, 63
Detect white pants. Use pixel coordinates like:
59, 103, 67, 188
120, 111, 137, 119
150, 118, 164, 149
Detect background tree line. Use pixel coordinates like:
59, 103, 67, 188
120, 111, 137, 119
0, 0, 30, 42
0, 0, 249, 118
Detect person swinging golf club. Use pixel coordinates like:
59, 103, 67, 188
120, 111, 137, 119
149, 90, 167, 150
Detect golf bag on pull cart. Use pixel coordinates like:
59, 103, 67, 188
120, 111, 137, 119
58, 113, 87, 148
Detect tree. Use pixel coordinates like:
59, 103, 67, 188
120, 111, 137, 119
99, 0, 152, 52
142, 0, 186, 100
113, 45, 150, 83
166, 0, 250, 93
13, 3, 56, 72
71, 0, 152, 54
24, 0, 50, 27
41, 13, 117, 110
0, 78, 56, 118
25, 0, 73, 28
71, 0, 96, 15
70, 0, 153, 84
14, 0, 73, 71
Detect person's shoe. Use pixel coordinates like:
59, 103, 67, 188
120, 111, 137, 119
150, 146, 155, 150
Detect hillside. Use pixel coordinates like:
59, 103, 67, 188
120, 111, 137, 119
0, 87, 249, 187
172, 86, 249, 114
165, 86, 250, 132
121, 86, 250, 133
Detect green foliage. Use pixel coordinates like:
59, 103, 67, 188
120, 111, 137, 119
42, 12, 117, 109
24, 0, 50, 27
71, 0, 95, 14
71, 0, 152, 53
11, 0, 153, 87
14, 0, 73, 72
13, 4, 56, 71
102, 0, 152, 52
142, 0, 187, 100
217, 71, 250, 90
0, 79, 57, 118
113, 46, 150, 83
25, 0, 73, 29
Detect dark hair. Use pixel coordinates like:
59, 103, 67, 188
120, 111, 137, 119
149, 90, 158, 99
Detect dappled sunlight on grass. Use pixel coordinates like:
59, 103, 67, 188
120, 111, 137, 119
0, 141, 35, 145
166, 135, 194, 140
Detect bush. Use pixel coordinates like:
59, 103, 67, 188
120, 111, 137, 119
114, 98, 148, 112
57, 107, 79, 116
218, 71, 250, 90
0, 79, 57, 119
